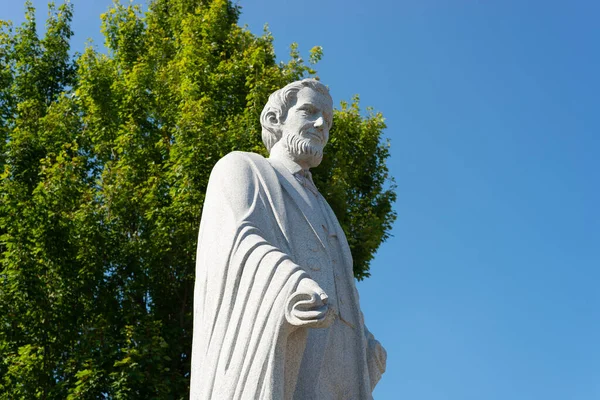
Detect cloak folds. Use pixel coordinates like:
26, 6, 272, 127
190, 152, 311, 400
190, 151, 386, 399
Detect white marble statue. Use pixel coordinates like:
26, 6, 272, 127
190, 79, 386, 399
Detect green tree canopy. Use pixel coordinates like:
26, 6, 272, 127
0, 0, 396, 398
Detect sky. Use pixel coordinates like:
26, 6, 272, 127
4, 1, 600, 399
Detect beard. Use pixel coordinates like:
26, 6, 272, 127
282, 132, 324, 168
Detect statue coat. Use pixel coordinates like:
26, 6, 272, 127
190, 151, 385, 400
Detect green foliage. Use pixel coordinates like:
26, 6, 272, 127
0, 0, 396, 397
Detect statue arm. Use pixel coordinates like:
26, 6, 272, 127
209, 152, 332, 329
364, 324, 387, 389
353, 287, 386, 390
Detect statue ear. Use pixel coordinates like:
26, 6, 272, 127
264, 109, 282, 127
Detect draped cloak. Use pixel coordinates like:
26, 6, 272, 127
190, 151, 385, 400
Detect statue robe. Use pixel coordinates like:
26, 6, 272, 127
190, 151, 385, 399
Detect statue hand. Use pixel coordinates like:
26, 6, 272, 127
286, 278, 334, 329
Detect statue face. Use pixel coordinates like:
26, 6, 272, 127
280, 87, 333, 169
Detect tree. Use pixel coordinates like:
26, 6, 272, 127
0, 0, 396, 398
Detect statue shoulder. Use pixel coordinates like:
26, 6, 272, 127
207, 151, 275, 209
210, 151, 270, 183
213, 151, 266, 170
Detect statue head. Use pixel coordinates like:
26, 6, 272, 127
260, 79, 333, 169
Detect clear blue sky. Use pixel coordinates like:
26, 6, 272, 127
5, 1, 600, 399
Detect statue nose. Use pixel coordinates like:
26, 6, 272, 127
314, 116, 324, 129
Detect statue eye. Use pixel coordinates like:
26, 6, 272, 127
298, 106, 316, 116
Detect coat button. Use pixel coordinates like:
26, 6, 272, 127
306, 257, 321, 271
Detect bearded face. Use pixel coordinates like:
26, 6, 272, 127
279, 87, 333, 169
283, 129, 325, 168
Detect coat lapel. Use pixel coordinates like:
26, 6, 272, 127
267, 158, 328, 251
321, 200, 354, 279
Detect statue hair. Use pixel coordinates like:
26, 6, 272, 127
260, 78, 332, 153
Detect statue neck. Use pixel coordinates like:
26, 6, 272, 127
269, 142, 311, 173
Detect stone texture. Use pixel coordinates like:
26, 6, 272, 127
190, 79, 386, 399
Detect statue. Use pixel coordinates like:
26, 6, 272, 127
190, 79, 386, 399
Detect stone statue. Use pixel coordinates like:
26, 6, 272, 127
190, 79, 386, 399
